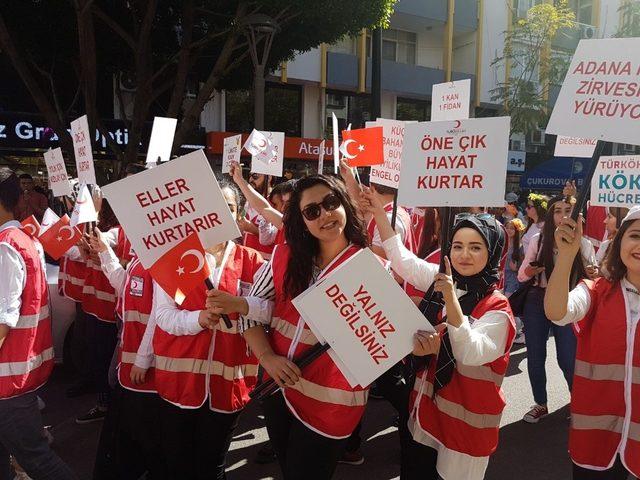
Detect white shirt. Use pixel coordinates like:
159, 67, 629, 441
382, 234, 510, 479
370, 203, 407, 249
0, 221, 26, 327
517, 233, 596, 287
521, 222, 543, 255
98, 248, 155, 369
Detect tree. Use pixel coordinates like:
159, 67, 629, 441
490, 0, 575, 136
616, 1, 640, 37
0, 0, 396, 177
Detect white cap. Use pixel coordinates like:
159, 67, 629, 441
621, 205, 640, 225
505, 192, 519, 203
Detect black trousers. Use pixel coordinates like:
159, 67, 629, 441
85, 313, 118, 408
161, 401, 240, 480
400, 438, 439, 480
0, 392, 76, 480
262, 392, 348, 480
573, 456, 637, 480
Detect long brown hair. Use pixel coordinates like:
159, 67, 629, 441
603, 218, 636, 282
538, 195, 587, 289
417, 207, 441, 259
283, 175, 368, 298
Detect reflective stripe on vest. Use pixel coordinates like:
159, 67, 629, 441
155, 355, 259, 381
272, 317, 317, 346
83, 285, 117, 302
0, 347, 54, 377
288, 377, 368, 407
124, 311, 150, 325
12, 305, 50, 329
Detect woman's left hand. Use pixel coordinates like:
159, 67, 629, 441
206, 289, 243, 315
130, 366, 148, 385
433, 256, 455, 300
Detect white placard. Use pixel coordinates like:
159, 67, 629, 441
546, 38, 640, 146
367, 118, 411, 189
318, 139, 325, 174
292, 248, 430, 388
251, 131, 284, 177
590, 155, 640, 208
44, 148, 71, 197
145, 117, 177, 164
70, 115, 96, 185
398, 117, 511, 207
554, 136, 598, 158
431, 79, 471, 122
101, 150, 241, 269
222, 134, 242, 174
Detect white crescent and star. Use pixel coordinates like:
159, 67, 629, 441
23, 224, 37, 236
177, 249, 205, 276
58, 225, 75, 242
340, 139, 363, 160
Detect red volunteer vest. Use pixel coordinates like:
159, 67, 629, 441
153, 243, 263, 412
0, 227, 53, 399
410, 292, 515, 457
82, 227, 122, 322
58, 255, 86, 302
117, 258, 156, 393
411, 208, 426, 254
367, 203, 416, 253
243, 207, 275, 259
115, 228, 134, 264
270, 244, 369, 439
569, 278, 640, 477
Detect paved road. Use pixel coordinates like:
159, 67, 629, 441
39, 340, 581, 480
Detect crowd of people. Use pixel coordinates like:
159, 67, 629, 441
0, 161, 638, 480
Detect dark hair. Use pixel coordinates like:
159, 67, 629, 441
18, 173, 33, 180
98, 198, 119, 231
0, 168, 21, 212
371, 183, 397, 196
269, 179, 297, 202
250, 172, 270, 198
525, 193, 549, 232
124, 163, 146, 177
509, 223, 522, 263
417, 207, 440, 259
283, 175, 368, 298
538, 195, 587, 289
608, 207, 630, 234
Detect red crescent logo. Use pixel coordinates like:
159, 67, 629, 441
454, 120, 462, 128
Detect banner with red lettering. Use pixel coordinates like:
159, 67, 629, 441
546, 38, 640, 145
70, 115, 96, 185
366, 119, 415, 189
292, 248, 430, 388
554, 136, 597, 158
101, 150, 241, 270
431, 79, 471, 122
222, 134, 241, 174
44, 148, 72, 197
397, 117, 510, 207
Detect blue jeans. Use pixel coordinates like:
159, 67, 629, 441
0, 392, 76, 480
523, 287, 577, 405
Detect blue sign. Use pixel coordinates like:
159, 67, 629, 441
520, 157, 591, 190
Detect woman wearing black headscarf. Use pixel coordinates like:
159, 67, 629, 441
361, 189, 516, 480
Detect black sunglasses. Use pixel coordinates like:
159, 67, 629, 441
301, 193, 341, 221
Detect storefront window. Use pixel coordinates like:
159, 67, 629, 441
325, 91, 372, 135
225, 84, 302, 137
396, 98, 429, 121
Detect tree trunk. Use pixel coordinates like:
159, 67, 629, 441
166, 0, 195, 119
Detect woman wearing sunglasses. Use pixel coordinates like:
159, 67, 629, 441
522, 193, 548, 255
208, 175, 370, 479
360, 189, 515, 480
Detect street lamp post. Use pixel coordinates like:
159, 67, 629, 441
241, 14, 280, 130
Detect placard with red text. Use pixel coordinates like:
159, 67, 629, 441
366, 118, 415, 189
292, 248, 430, 388
546, 38, 640, 145
101, 150, 241, 269
397, 117, 510, 207
431, 79, 471, 122
44, 148, 72, 197
70, 115, 96, 185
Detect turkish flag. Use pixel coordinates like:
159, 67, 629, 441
149, 232, 211, 305
340, 126, 384, 167
20, 215, 41, 238
39, 214, 82, 260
